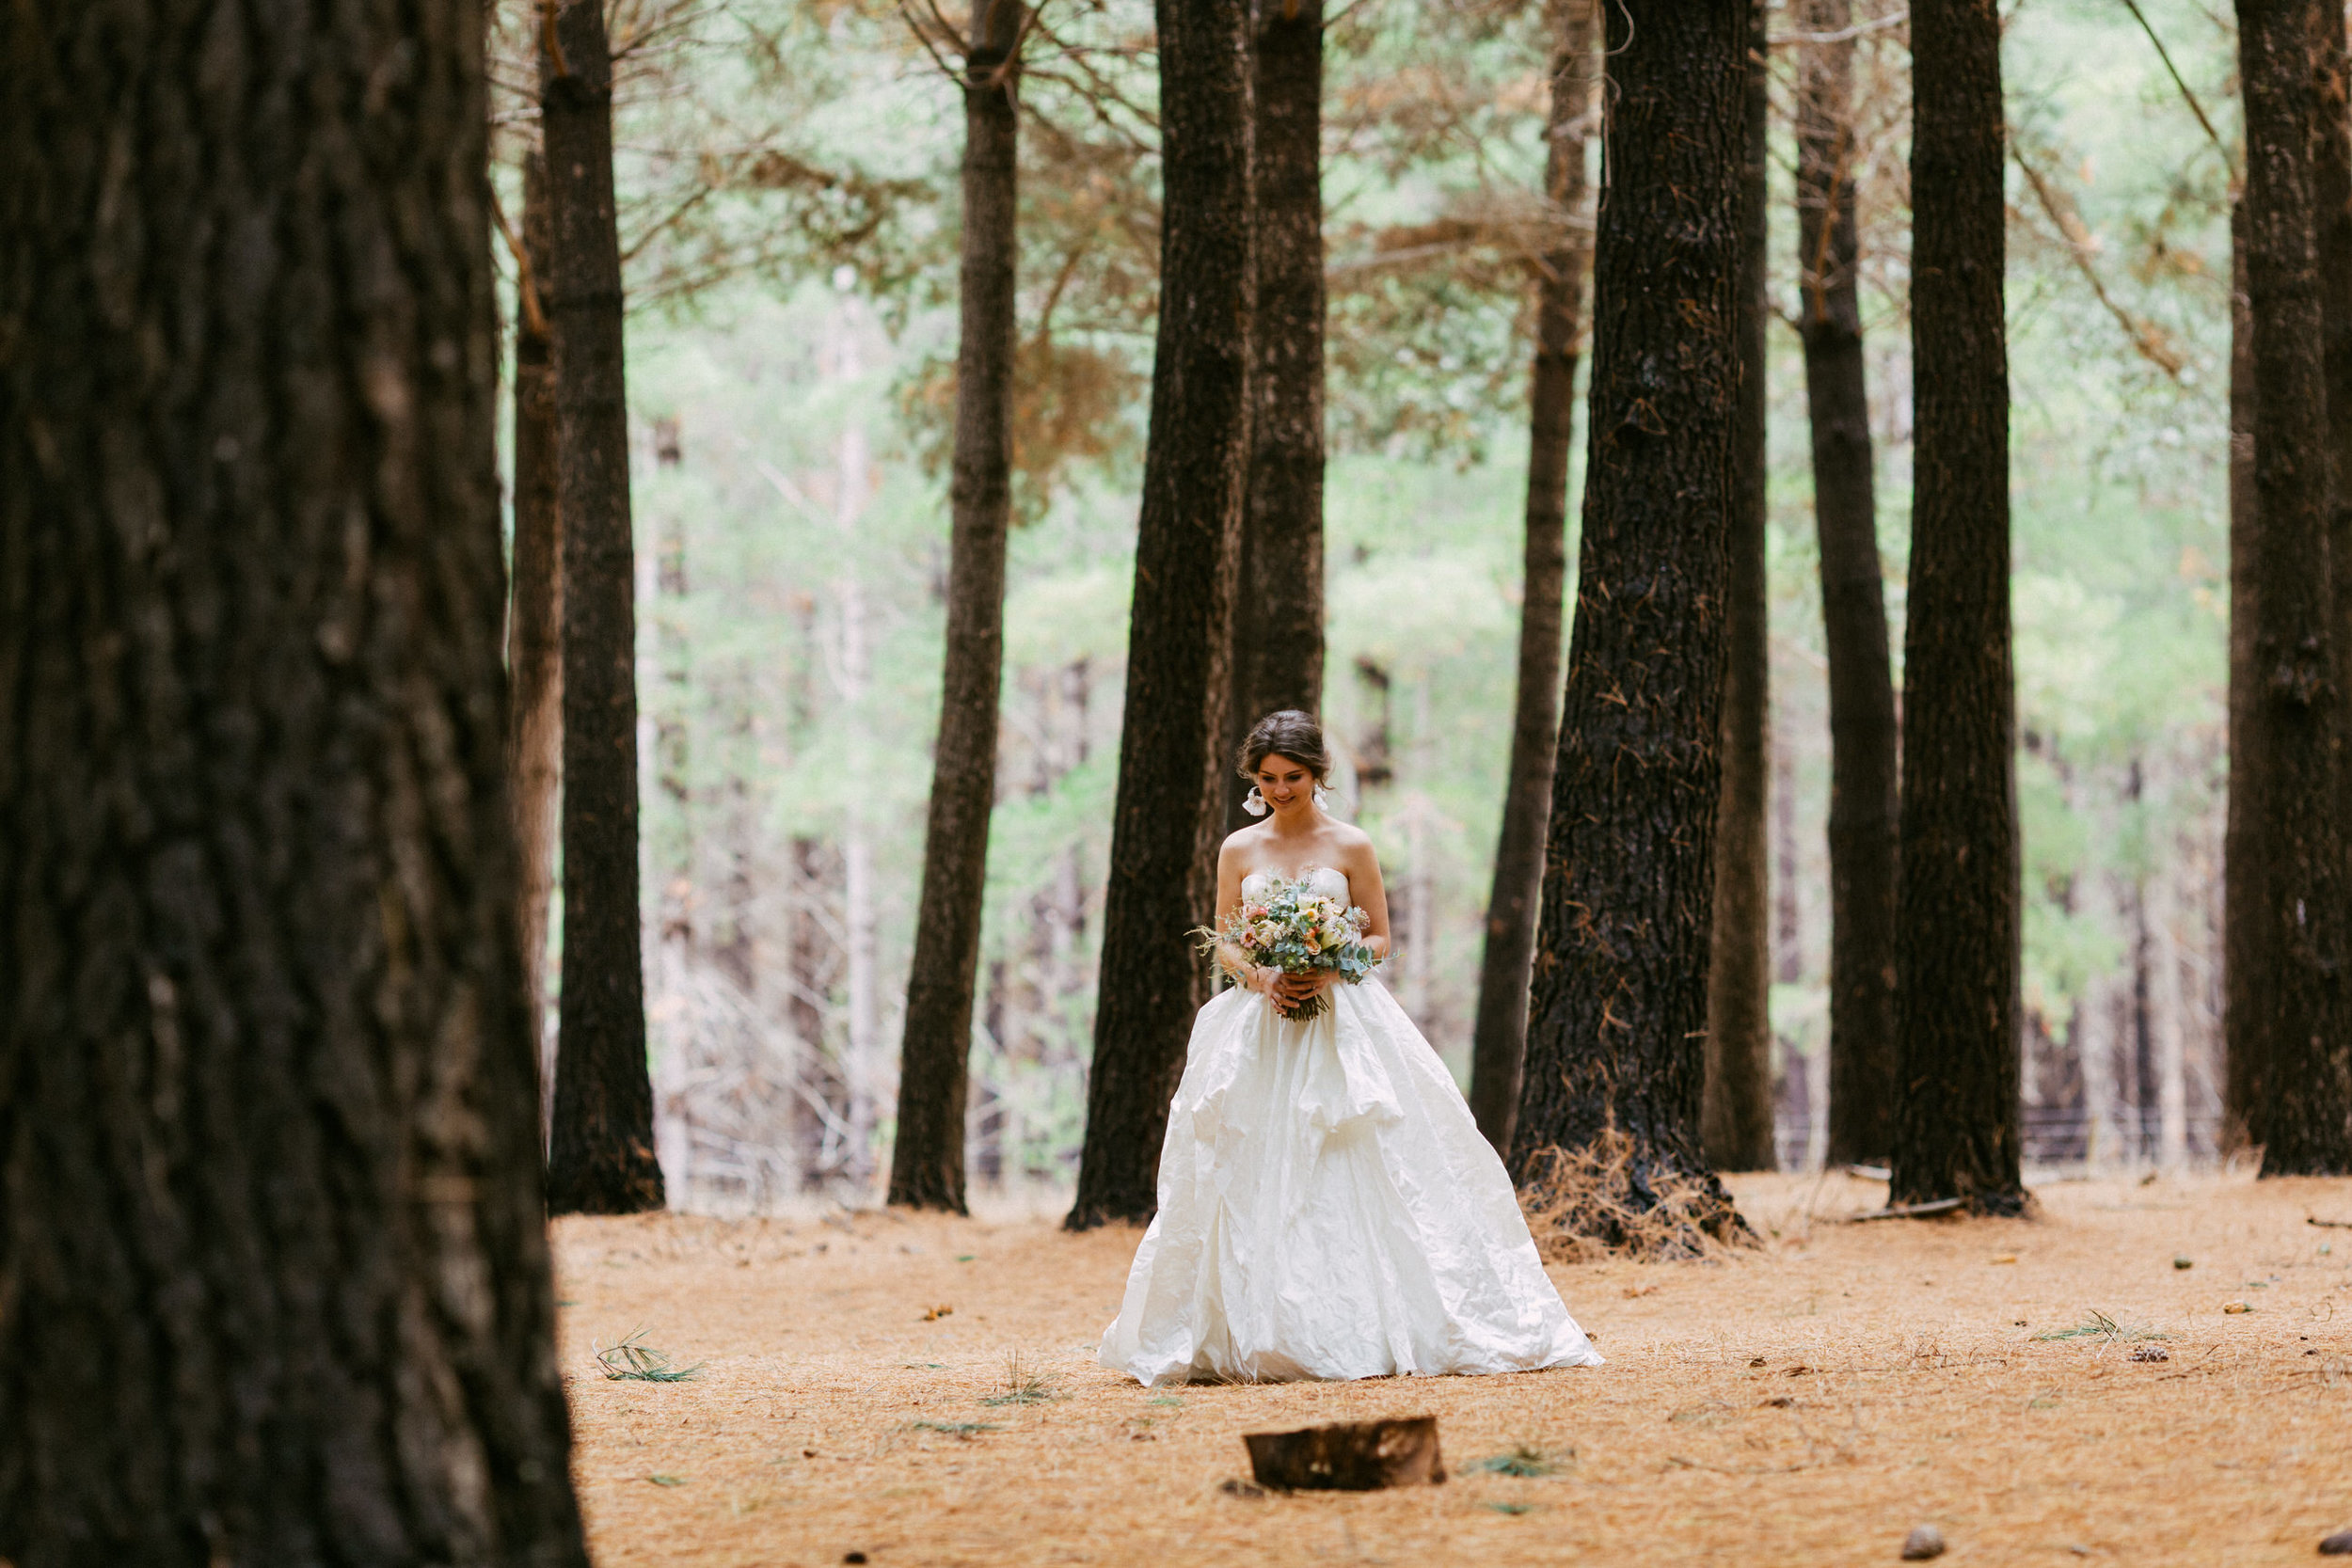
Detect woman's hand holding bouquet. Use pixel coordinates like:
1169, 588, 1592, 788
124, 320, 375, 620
1194, 876, 1379, 1022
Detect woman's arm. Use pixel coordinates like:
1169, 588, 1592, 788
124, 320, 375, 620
1341, 835, 1391, 961
1212, 842, 1279, 998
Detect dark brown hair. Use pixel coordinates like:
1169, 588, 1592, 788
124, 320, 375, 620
1236, 709, 1331, 782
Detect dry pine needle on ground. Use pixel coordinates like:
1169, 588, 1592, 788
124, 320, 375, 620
553, 1172, 2352, 1566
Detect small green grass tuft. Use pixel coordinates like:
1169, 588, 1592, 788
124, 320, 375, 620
2033, 1309, 2168, 1345
1483, 1501, 1535, 1515
907, 1419, 998, 1437
979, 1351, 1063, 1407
1475, 1444, 1563, 1479
647, 1474, 686, 1486
596, 1326, 704, 1382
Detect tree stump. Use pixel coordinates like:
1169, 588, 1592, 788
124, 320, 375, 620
1242, 1417, 1446, 1491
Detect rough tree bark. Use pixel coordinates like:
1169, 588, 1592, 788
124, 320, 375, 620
1224, 0, 1326, 833
543, 0, 663, 1212
2222, 195, 2268, 1153
1703, 0, 1777, 1174
890, 2, 1026, 1213
1469, 0, 1598, 1156
1890, 0, 2025, 1213
1794, 0, 1899, 1166
0, 2, 591, 1560
2316, 2, 2352, 803
1507, 0, 1748, 1246
509, 149, 564, 1148
1068, 0, 1254, 1229
2237, 0, 2352, 1177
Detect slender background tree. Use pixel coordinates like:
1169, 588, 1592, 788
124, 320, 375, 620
1469, 0, 1599, 1154
1793, 0, 1899, 1167
2235, 0, 2352, 1176
891, 0, 1029, 1213
2223, 193, 2267, 1154
1509, 0, 1748, 1246
0, 0, 590, 1557
545, 0, 665, 1213
508, 148, 564, 1147
1890, 0, 2025, 1212
1068, 0, 1255, 1228
1225, 0, 1327, 828
1704, 0, 1777, 1174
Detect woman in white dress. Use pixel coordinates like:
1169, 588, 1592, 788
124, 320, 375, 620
1098, 710, 1602, 1386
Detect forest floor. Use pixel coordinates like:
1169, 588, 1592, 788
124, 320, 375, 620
553, 1170, 2352, 1567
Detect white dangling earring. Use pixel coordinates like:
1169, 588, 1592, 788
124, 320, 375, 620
1313, 784, 1333, 811
1244, 786, 1270, 817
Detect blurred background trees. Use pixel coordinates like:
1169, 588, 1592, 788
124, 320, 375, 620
484, 0, 2300, 1208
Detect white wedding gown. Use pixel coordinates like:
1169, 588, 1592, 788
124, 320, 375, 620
1097, 866, 1602, 1386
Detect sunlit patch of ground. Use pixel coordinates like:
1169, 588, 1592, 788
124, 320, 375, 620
554, 1171, 2352, 1566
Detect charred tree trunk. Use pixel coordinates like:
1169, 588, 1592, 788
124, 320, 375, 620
509, 149, 564, 1148
890, 4, 1026, 1213
1507, 0, 1747, 1247
1225, 0, 1326, 832
2222, 195, 2269, 1153
1794, 0, 1899, 1167
1703, 0, 1776, 1173
2238, 0, 2352, 1177
0, 3, 590, 1560
543, 0, 663, 1214
2316, 2, 2352, 790
1889, 0, 2025, 1213
1068, 0, 1253, 1229
1469, 0, 1598, 1156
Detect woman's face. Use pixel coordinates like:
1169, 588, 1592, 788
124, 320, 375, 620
1253, 753, 1318, 815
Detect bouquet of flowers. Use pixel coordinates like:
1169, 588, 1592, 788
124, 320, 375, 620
1196, 876, 1380, 1022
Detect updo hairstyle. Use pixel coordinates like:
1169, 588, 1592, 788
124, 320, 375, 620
1235, 709, 1331, 783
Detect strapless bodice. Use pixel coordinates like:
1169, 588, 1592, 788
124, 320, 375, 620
1240, 865, 1352, 905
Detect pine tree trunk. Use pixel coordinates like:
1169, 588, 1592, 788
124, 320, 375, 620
1507, 0, 1747, 1247
1890, 0, 2025, 1213
1225, 0, 1326, 833
2315, 3, 2352, 734
1703, 0, 1777, 1173
890, 5, 1025, 1213
1795, 0, 1899, 1168
543, 0, 662, 1213
509, 149, 564, 1151
2238, 0, 2352, 1178
2221, 195, 2268, 1153
1469, 0, 1597, 1155
0, 3, 590, 1559
1068, 0, 1253, 1230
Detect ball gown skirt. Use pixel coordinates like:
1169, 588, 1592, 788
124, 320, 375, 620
1097, 920, 1602, 1386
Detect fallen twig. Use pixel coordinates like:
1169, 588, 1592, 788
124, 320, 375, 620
1842, 1198, 1965, 1223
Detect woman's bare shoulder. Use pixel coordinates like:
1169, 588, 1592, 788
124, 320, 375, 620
1327, 821, 1377, 858
1219, 822, 1270, 857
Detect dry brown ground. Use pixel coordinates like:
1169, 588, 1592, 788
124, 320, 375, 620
555, 1172, 2352, 1567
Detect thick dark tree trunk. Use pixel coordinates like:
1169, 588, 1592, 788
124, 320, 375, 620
890, 4, 1025, 1213
2222, 196, 2269, 1153
1794, 0, 1899, 1167
510, 149, 564, 1148
1224, 0, 1325, 832
1469, 0, 1598, 1156
543, 0, 663, 1213
1889, 0, 2025, 1213
1703, 0, 1776, 1173
1068, 0, 1254, 1230
2238, 0, 2352, 1176
1507, 0, 1747, 1246
2316, 3, 2352, 775
0, 3, 590, 1561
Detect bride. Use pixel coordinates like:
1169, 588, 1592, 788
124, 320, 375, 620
1098, 710, 1601, 1386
